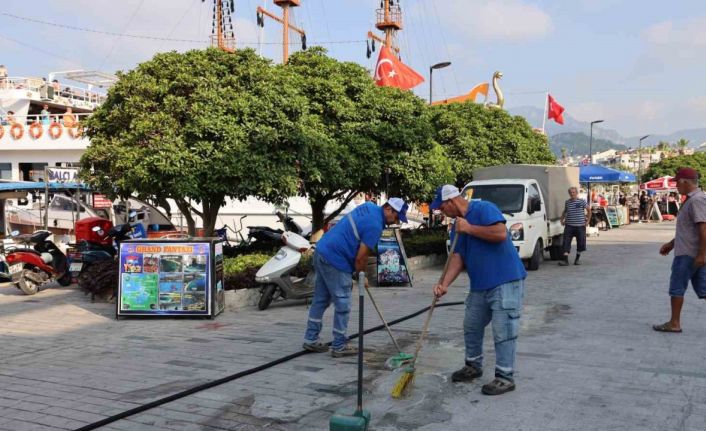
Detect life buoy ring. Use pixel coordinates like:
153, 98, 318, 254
29, 122, 43, 139
0, 124, 4, 140
10, 123, 23, 140
49, 122, 62, 139
68, 123, 83, 139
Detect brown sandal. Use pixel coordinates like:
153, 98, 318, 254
652, 322, 682, 333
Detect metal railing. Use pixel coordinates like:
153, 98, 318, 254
0, 113, 91, 139
0, 76, 106, 107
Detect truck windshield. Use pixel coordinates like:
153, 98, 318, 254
462, 185, 525, 213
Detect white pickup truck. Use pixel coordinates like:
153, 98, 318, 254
462, 164, 579, 270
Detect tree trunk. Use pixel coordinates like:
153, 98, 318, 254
310, 197, 327, 234
174, 199, 197, 237
201, 196, 224, 238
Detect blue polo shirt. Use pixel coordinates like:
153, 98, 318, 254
454, 200, 526, 291
316, 202, 385, 273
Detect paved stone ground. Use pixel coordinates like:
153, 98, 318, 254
2, 222, 706, 430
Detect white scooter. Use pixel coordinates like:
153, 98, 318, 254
255, 231, 316, 310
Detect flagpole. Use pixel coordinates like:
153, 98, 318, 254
541, 91, 548, 134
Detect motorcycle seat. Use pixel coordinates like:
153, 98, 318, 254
12, 234, 34, 244
41, 252, 53, 264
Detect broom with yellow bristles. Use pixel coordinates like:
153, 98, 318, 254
391, 233, 459, 398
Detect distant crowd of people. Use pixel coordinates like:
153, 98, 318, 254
1, 106, 76, 127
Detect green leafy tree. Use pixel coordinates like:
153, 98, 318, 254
643, 152, 706, 186
677, 138, 690, 153
80, 48, 305, 236
429, 102, 556, 186
286, 48, 453, 231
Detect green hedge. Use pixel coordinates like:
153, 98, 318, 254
399, 227, 448, 258
223, 254, 271, 290
223, 251, 314, 290
222, 229, 447, 290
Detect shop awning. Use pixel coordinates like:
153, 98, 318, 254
640, 176, 677, 191
0, 181, 91, 192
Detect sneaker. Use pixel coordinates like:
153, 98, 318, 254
558, 259, 570, 266
451, 364, 483, 383
331, 344, 358, 358
574, 260, 582, 265
481, 377, 516, 395
302, 342, 329, 353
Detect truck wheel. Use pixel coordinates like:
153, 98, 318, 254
258, 284, 278, 310
528, 240, 542, 271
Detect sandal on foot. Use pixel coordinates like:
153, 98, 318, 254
482, 377, 516, 395
652, 322, 682, 333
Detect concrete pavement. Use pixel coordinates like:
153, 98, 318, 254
1, 222, 705, 430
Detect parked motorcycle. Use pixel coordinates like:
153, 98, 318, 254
255, 231, 315, 310
74, 214, 140, 301
5, 230, 72, 295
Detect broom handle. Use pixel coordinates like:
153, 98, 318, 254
357, 272, 365, 412
364, 284, 403, 354
412, 232, 459, 360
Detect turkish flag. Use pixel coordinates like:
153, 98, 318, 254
374, 46, 424, 90
547, 94, 565, 125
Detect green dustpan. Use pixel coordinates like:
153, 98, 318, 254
385, 352, 414, 370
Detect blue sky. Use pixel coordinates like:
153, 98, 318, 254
1, 0, 704, 136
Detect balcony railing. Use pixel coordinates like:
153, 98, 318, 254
0, 77, 106, 109
0, 113, 91, 141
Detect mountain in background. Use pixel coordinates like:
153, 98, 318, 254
625, 129, 706, 149
508, 106, 625, 144
509, 106, 706, 149
549, 132, 626, 157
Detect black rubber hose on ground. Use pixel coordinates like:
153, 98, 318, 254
74, 300, 464, 431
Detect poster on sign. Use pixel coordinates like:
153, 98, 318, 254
93, 194, 112, 209
376, 228, 412, 286
117, 239, 224, 318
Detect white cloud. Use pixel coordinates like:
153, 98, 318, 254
642, 16, 706, 63
426, 0, 552, 42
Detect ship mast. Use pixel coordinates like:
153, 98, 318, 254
367, 0, 402, 58
207, 0, 236, 52
256, 0, 307, 63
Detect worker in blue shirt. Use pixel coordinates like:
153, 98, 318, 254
431, 185, 526, 395
303, 198, 408, 357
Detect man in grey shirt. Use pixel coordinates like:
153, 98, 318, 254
653, 167, 706, 333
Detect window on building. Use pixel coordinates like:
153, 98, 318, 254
0, 163, 11, 180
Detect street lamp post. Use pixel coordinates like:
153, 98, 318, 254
587, 119, 603, 207
428, 61, 451, 226
589, 119, 604, 164
637, 135, 650, 218
429, 61, 452, 105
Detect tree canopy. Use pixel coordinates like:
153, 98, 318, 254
286, 48, 453, 231
80, 48, 306, 236
429, 102, 556, 186
643, 152, 706, 186
82, 47, 560, 234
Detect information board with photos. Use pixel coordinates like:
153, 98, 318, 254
117, 239, 224, 317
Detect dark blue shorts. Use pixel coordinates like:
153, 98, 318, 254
669, 255, 706, 298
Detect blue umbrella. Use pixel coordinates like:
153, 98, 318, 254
579, 164, 635, 183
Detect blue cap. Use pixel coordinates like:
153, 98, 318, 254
430, 185, 461, 210
387, 197, 408, 223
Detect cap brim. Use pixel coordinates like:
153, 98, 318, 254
430, 196, 443, 210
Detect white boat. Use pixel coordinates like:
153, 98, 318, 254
0, 68, 421, 239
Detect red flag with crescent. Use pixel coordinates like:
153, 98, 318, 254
374, 46, 424, 90
547, 94, 565, 125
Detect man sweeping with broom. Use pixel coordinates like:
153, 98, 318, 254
431, 185, 527, 395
